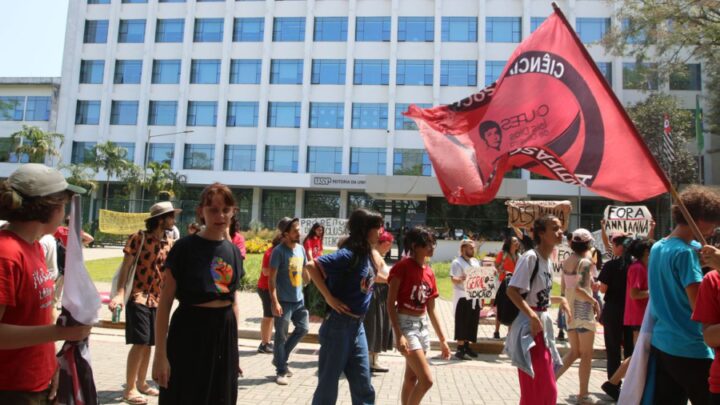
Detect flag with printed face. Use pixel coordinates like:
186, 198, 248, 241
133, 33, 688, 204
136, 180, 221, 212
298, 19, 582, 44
404, 7, 669, 205
663, 114, 675, 164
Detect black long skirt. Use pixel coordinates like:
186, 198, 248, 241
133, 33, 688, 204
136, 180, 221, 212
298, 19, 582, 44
363, 283, 393, 353
160, 305, 238, 405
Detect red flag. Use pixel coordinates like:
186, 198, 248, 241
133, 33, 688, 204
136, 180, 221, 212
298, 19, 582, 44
405, 7, 669, 205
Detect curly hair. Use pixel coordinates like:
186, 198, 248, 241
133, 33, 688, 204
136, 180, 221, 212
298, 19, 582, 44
672, 185, 720, 225
0, 180, 70, 223
404, 226, 436, 254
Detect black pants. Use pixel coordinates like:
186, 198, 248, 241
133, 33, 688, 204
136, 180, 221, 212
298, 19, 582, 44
602, 315, 634, 379
711, 393, 720, 405
652, 346, 712, 405
454, 298, 480, 342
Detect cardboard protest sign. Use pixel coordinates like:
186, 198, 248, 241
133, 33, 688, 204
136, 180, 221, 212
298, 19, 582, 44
464, 265, 498, 301
603, 205, 653, 237
506, 200, 572, 230
300, 218, 348, 248
550, 242, 572, 282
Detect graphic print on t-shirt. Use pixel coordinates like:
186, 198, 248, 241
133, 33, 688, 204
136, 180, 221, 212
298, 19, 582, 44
410, 281, 433, 308
360, 270, 375, 294
535, 271, 552, 309
288, 256, 304, 287
211, 257, 234, 293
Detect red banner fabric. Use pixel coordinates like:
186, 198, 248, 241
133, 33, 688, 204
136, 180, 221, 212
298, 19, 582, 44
405, 9, 669, 205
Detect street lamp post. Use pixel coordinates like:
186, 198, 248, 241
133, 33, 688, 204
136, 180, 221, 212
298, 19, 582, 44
141, 129, 193, 204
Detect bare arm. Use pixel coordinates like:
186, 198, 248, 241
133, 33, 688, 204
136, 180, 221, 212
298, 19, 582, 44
232, 290, 241, 325
0, 305, 90, 349
575, 260, 596, 302
152, 270, 176, 388
81, 231, 94, 246
305, 261, 353, 316
703, 324, 720, 348
387, 277, 403, 339
600, 219, 611, 253
630, 287, 649, 300
268, 266, 283, 317
427, 298, 451, 358
109, 253, 135, 310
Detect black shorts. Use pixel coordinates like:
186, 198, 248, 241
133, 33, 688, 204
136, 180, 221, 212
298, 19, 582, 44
257, 288, 272, 318
125, 300, 156, 346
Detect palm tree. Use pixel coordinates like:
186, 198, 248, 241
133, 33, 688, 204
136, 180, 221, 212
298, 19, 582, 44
88, 141, 134, 208
10, 125, 64, 164
143, 161, 187, 200
60, 163, 97, 193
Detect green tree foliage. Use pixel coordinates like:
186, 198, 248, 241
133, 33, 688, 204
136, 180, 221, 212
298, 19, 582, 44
142, 161, 187, 200
87, 141, 137, 208
60, 163, 97, 193
9, 125, 64, 164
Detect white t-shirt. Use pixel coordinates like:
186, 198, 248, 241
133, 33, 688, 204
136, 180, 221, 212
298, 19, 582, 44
450, 256, 480, 301
509, 249, 553, 309
39, 234, 59, 280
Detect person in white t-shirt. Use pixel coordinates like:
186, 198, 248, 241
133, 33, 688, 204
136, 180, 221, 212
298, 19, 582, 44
450, 239, 481, 360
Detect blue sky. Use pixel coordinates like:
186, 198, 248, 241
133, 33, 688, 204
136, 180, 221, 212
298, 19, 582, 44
0, 0, 69, 77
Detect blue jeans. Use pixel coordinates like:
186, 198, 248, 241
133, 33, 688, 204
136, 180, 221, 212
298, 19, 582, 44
312, 312, 375, 405
273, 300, 309, 375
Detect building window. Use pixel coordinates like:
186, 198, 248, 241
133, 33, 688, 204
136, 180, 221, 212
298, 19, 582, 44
304, 191, 340, 217
110, 101, 139, 125
122, 0, 147, 3
116, 142, 136, 162
309, 103, 344, 128
194, 18, 224, 42
270, 60, 304, 84
267, 102, 301, 128
576, 18, 610, 44
441, 17, 477, 42
395, 103, 431, 130
531, 17, 545, 33
355, 16, 390, 42
147, 143, 174, 167
394, 149, 431, 176
0, 138, 26, 163
88, 0, 110, 4
187, 101, 217, 126
353, 60, 389, 85
440, 60, 476, 86
396, 60, 433, 86
314, 17, 348, 42
159, 0, 185, 3
118, 19, 146, 43
224, 145, 256, 171
623, 62, 658, 90
226, 102, 259, 127
183, 144, 214, 170
264, 145, 298, 172
261, 190, 295, 230
25, 97, 51, 121
307, 146, 342, 174
75, 100, 100, 125
152, 60, 181, 84
84, 20, 109, 43
398, 17, 434, 42
148, 101, 178, 126
114, 60, 142, 84
190, 59, 221, 84
597, 62, 612, 84
273, 17, 305, 41
485, 60, 506, 85
350, 147, 386, 174
670, 64, 702, 91
80, 60, 105, 84
229, 60, 262, 84
156, 19, 184, 42
311, 60, 346, 84
352, 103, 387, 129
486, 17, 521, 43
233, 17, 264, 41
71, 142, 96, 164
0, 97, 24, 121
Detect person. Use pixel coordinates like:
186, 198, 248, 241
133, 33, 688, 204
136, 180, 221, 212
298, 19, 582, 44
227, 215, 247, 260
494, 235, 520, 339
693, 244, 720, 405
303, 222, 327, 320
0, 163, 92, 403
186, 222, 201, 235
646, 185, 720, 404
387, 226, 451, 405
449, 239, 481, 360
109, 201, 179, 405
364, 229, 395, 372
38, 232, 59, 320
152, 183, 244, 405
504, 215, 571, 405
165, 225, 180, 241
306, 208, 383, 405
269, 217, 310, 386
556, 229, 600, 404
257, 226, 285, 354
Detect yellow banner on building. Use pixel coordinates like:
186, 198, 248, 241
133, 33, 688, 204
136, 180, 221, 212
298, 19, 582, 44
98, 209, 146, 235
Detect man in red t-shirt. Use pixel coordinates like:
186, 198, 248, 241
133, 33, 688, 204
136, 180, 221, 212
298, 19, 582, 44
692, 245, 720, 403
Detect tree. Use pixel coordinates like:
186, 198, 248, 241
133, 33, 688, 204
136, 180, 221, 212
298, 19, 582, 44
60, 163, 97, 193
88, 141, 136, 208
141, 161, 187, 200
10, 125, 64, 164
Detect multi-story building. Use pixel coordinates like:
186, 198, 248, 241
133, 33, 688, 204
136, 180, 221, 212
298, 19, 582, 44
50, 0, 711, 236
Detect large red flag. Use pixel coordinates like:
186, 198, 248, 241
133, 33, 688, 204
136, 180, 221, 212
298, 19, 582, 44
405, 7, 669, 205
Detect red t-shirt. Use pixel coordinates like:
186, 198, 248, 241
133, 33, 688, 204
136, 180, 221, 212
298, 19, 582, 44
257, 246, 272, 290
232, 233, 247, 259
388, 257, 439, 313
624, 261, 649, 326
0, 231, 56, 392
692, 271, 720, 393
54, 226, 69, 247
303, 236, 323, 260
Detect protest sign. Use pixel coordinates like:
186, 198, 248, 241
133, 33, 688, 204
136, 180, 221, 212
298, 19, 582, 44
550, 242, 572, 281
464, 265, 498, 301
506, 200, 572, 230
300, 218, 348, 248
602, 205, 653, 237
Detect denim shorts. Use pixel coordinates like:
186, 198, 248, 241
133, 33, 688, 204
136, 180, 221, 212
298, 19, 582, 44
397, 313, 430, 352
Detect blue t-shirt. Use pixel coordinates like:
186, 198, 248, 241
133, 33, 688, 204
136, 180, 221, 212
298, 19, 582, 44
316, 248, 375, 316
649, 237, 712, 359
270, 243, 307, 303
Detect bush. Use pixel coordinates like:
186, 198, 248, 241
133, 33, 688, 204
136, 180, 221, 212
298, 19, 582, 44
245, 237, 272, 254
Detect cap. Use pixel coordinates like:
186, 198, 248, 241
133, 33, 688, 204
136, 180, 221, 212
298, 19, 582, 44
379, 230, 394, 243
277, 217, 299, 233
571, 228, 594, 243
9, 163, 86, 197
146, 201, 181, 221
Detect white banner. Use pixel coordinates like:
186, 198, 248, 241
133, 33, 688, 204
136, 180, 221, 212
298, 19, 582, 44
300, 218, 348, 248
603, 205, 653, 237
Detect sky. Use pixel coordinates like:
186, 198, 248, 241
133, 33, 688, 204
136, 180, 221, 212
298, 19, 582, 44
0, 0, 69, 77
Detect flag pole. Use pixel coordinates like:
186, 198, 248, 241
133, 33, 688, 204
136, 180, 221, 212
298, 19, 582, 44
550, 1, 707, 245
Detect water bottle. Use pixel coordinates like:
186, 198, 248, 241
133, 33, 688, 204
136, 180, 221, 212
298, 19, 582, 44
112, 306, 122, 323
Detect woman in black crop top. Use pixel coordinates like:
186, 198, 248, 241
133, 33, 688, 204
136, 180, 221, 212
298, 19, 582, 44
152, 183, 244, 405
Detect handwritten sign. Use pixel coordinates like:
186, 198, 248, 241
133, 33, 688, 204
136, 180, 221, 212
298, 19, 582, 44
506, 200, 572, 230
300, 218, 348, 248
464, 265, 498, 301
603, 205, 653, 237
550, 243, 572, 282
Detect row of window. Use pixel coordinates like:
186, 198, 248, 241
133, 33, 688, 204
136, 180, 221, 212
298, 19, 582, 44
0, 96, 52, 122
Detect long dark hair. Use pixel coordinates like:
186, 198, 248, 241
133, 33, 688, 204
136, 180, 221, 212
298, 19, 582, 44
627, 237, 654, 261
303, 222, 324, 245
229, 215, 240, 237
339, 208, 383, 264
404, 226, 436, 254
501, 235, 517, 254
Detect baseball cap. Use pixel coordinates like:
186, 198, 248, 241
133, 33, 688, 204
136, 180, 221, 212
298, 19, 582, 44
571, 228, 594, 243
9, 164, 86, 197
277, 217, 299, 233
146, 201, 182, 221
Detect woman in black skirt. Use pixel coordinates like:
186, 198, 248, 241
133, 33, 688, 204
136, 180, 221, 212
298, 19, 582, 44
153, 183, 244, 405
364, 229, 395, 372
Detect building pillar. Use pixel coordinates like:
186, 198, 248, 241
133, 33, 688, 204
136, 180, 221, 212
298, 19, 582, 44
251, 187, 262, 224
295, 189, 305, 218
339, 189, 349, 218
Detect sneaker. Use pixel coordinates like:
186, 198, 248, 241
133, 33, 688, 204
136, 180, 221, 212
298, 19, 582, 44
257, 343, 272, 354
557, 331, 567, 342
464, 343, 479, 358
370, 363, 389, 373
275, 374, 289, 386
454, 349, 472, 361
601, 381, 620, 401
285, 369, 293, 378
493, 331, 501, 340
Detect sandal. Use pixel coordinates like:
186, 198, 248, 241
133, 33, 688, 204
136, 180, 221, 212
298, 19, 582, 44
123, 394, 148, 405
576, 395, 596, 404
137, 385, 159, 396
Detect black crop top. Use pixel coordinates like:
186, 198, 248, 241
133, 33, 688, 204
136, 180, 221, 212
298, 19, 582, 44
165, 234, 244, 305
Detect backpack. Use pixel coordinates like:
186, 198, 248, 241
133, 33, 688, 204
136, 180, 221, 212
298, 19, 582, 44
495, 250, 540, 326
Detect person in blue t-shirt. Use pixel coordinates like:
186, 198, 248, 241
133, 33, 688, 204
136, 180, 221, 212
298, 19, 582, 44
306, 208, 384, 405
647, 185, 720, 404
269, 217, 309, 386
